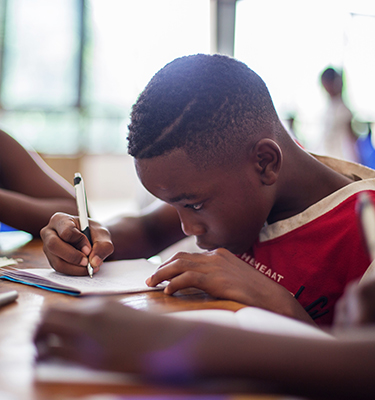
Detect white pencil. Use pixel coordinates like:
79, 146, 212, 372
74, 173, 94, 278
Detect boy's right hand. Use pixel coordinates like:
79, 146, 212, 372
40, 212, 114, 276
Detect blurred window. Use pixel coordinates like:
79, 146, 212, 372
0, 0, 210, 154
2, 0, 373, 155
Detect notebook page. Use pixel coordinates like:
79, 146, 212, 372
168, 307, 333, 340
235, 307, 333, 339
0, 258, 166, 295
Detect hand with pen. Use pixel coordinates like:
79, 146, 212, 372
40, 212, 113, 276
40, 200, 184, 277
41, 173, 114, 277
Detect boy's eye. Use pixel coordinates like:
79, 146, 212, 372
185, 203, 203, 211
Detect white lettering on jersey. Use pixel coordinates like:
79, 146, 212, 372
239, 253, 284, 283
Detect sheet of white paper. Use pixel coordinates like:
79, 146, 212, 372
235, 307, 333, 339
169, 309, 239, 327
169, 307, 333, 340
0, 258, 166, 295
0, 257, 19, 268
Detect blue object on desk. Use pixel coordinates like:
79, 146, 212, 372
0, 223, 17, 232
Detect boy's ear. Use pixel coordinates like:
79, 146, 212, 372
250, 139, 282, 185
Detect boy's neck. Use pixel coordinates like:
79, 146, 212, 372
268, 145, 353, 224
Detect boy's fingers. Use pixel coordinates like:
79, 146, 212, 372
89, 225, 114, 267
43, 229, 89, 261
48, 213, 88, 247
159, 251, 204, 268
148, 258, 201, 287
147, 261, 181, 286
163, 271, 206, 295
44, 254, 90, 276
41, 213, 92, 258
42, 231, 92, 275
41, 213, 114, 275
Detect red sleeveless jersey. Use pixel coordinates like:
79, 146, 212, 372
239, 175, 375, 326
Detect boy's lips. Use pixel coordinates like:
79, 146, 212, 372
197, 240, 233, 252
196, 239, 217, 251
197, 238, 248, 254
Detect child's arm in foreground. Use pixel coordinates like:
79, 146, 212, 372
34, 296, 375, 399
40, 201, 185, 276
0, 130, 77, 236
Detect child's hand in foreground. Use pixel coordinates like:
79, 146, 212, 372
34, 299, 202, 377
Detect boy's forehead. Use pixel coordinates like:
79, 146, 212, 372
135, 149, 194, 176
135, 148, 217, 177
135, 150, 225, 197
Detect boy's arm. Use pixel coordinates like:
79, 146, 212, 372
40, 202, 185, 276
34, 299, 375, 398
0, 130, 77, 236
146, 248, 317, 326
105, 201, 185, 260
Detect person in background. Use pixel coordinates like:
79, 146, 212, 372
320, 66, 359, 163
0, 129, 77, 237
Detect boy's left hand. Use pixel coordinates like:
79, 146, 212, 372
147, 248, 314, 324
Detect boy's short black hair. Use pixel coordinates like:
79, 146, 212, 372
127, 54, 280, 168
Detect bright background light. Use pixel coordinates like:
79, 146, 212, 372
235, 0, 375, 150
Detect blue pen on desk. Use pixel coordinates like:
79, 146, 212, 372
358, 191, 375, 263
74, 173, 94, 278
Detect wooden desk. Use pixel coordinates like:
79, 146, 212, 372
0, 240, 283, 400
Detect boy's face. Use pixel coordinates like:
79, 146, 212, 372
135, 149, 272, 254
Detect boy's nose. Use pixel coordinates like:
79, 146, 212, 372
179, 215, 206, 237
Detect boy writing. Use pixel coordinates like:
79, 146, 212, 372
41, 54, 375, 326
